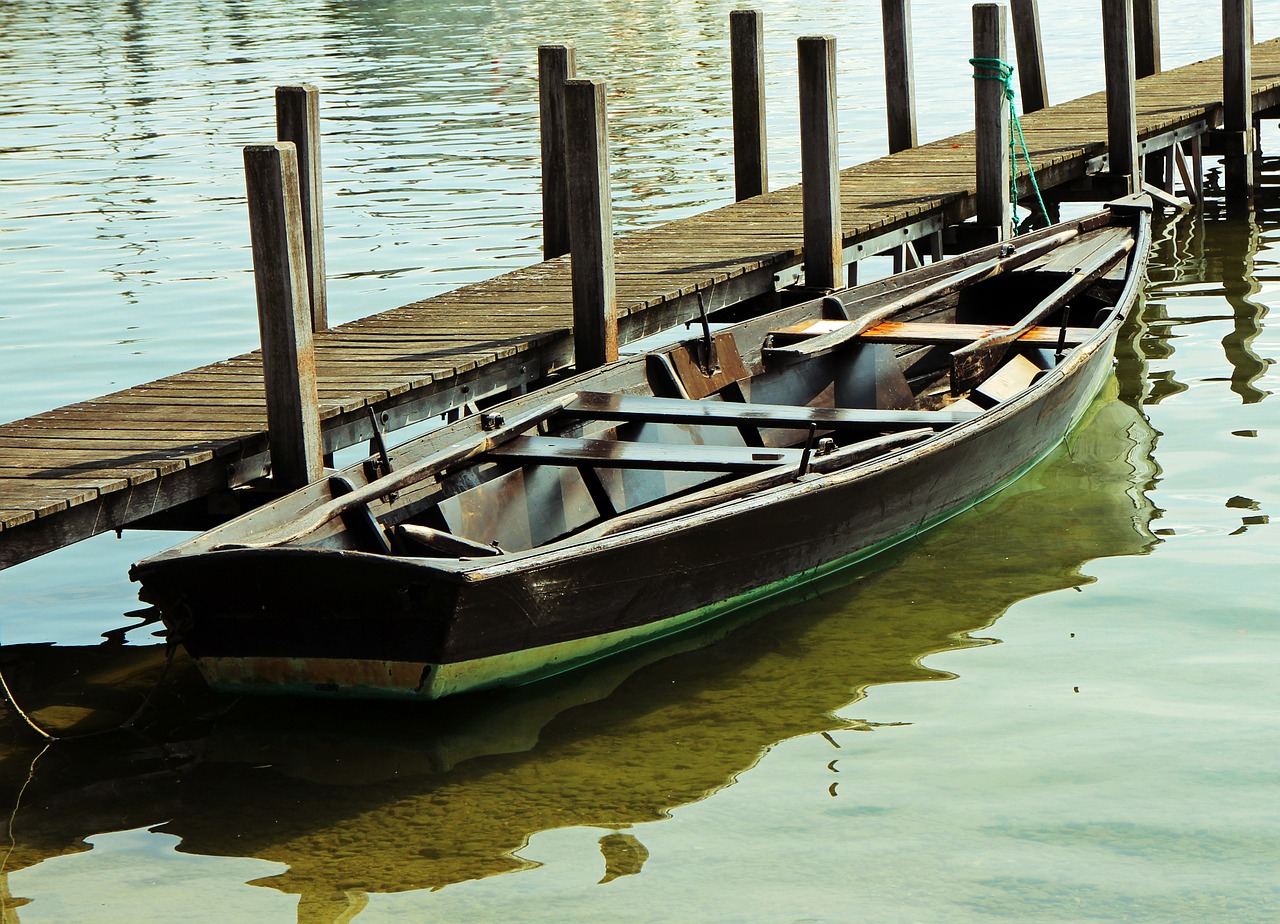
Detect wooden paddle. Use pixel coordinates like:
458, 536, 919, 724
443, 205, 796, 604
949, 235, 1135, 395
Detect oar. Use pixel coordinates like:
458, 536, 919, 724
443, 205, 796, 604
231, 395, 578, 548
765, 227, 1080, 362
949, 234, 1134, 394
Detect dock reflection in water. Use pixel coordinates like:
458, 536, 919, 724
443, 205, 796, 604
0, 383, 1158, 921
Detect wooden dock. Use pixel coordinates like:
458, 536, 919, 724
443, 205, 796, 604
3, 28, 1280, 570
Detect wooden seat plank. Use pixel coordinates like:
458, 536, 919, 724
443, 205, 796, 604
772, 319, 1093, 347
488, 436, 803, 472
562, 392, 980, 431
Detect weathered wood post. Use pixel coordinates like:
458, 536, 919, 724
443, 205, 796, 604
564, 77, 618, 369
797, 35, 843, 292
275, 85, 327, 332
1222, 0, 1255, 203
540, 44, 577, 260
1101, 0, 1140, 192
243, 142, 325, 490
1132, 1, 1170, 190
1134, 0, 1162, 78
881, 0, 917, 153
730, 10, 768, 201
881, 0, 922, 273
1009, 0, 1048, 114
973, 4, 1011, 242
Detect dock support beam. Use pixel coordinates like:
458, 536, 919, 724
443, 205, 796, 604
564, 77, 619, 370
881, 0, 917, 154
275, 85, 327, 333
540, 44, 577, 260
730, 10, 768, 201
244, 143, 325, 490
797, 35, 843, 292
1009, 0, 1048, 114
1102, 0, 1140, 192
1222, 0, 1255, 203
973, 5, 1011, 243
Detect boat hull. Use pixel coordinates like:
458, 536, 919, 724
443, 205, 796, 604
137, 323, 1120, 700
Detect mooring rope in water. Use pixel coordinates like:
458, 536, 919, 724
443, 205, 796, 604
970, 56, 1052, 236
0, 639, 179, 743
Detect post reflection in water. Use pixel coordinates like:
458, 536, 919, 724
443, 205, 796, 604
0, 371, 1160, 920
1135, 207, 1272, 407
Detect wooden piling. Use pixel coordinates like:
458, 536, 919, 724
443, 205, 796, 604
564, 77, 618, 370
1009, 0, 1048, 114
881, 0, 917, 154
973, 5, 1011, 241
243, 142, 324, 490
1134, 0, 1162, 79
540, 44, 577, 260
797, 35, 842, 292
730, 10, 768, 200
1102, 0, 1140, 191
1222, 0, 1255, 202
275, 85, 327, 332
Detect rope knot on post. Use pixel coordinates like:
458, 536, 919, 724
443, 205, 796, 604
969, 56, 1050, 235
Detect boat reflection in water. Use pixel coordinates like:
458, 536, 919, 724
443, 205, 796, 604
0, 380, 1158, 922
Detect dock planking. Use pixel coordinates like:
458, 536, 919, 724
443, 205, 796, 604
3, 38, 1280, 569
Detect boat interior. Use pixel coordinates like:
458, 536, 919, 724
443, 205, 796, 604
204, 213, 1141, 562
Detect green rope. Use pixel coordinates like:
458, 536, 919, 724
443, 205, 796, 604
969, 56, 1051, 235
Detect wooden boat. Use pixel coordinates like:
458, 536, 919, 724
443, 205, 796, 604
130, 197, 1152, 701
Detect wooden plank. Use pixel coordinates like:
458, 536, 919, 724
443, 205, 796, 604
773, 319, 1092, 347
0, 510, 37, 531
974, 354, 1041, 404
562, 392, 980, 431
488, 435, 803, 472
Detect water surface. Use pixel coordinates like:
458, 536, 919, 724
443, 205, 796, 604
0, 2, 1278, 921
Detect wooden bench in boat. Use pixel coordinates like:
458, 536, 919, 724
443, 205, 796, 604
559, 392, 981, 432
487, 435, 804, 472
769, 319, 1096, 348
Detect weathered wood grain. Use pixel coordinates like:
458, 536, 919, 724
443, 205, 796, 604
730, 10, 768, 200
797, 35, 843, 290
539, 44, 576, 259
973, 4, 1011, 239
244, 142, 325, 489
881, 0, 917, 154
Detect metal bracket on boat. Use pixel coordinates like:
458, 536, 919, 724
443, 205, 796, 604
363, 406, 394, 481
795, 423, 819, 479
1053, 305, 1072, 363
686, 290, 719, 376
481, 411, 506, 431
